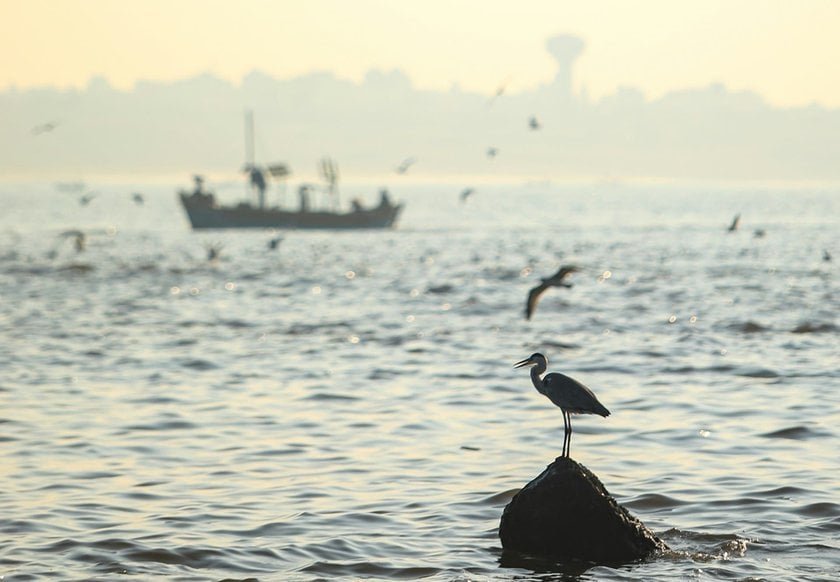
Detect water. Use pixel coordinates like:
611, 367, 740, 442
1, 181, 838, 581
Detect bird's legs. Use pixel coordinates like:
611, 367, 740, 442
561, 410, 570, 458
565, 411, 573, 458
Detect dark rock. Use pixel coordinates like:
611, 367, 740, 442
499, 456, 668, 565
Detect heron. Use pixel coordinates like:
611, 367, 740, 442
727, 213, 740, 232
514, 352, 610, 458
525, 264, 579, 320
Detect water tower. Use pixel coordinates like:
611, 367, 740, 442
545, 35, 585, 99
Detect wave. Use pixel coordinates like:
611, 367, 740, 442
624, 493, 687, 511
300, 560, 441, 579
791, 322, 838, 334
759, 425, 830, 440
727, 321, 770, 333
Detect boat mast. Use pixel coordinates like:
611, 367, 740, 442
245, 109, 255, 168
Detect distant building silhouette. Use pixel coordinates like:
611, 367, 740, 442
545, 34, 585, 100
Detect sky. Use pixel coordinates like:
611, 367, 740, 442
2, 0, 840, 108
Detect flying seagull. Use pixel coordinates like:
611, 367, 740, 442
205, 242, 223, 262
32, 121, 60, 135
525, 264, 579, 320
396, 157, 417, 174
58, 229, 86, 253
268, 235, 284, 250
79, 192, 97, 206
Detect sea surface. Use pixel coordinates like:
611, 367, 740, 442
1, 180, 838, 581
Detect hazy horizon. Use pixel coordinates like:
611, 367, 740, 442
5, 1, 840, 108
4, 34, 840, 185
4, 1, 840, 184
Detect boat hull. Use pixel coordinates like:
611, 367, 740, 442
179, 192, 402, 230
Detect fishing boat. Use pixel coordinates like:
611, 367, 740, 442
178, 112, 403, 230
179, 177, 402, 230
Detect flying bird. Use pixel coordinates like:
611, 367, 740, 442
486, 147, 498, 159
487, 77, 511, 106
459, 187, 475, 203
131, 192, 145, 205
205, 242, 223, 262
59, 229, 86, 253
268, 235, 284, 250
727, 213, 741, 232
528, 116, 541, 130
78, 192, 97, 206
525, 264, 579, 320
32, 121, 60, 135
514, 352, 610, 458
396, 157, 417, 174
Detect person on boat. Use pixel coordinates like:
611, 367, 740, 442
190, 175, 214, 203
192, 175, 205, 195
378, 189, 392, 208
248, 166, 267, 208
298, 185, 311, 212
351, 198, 363, 212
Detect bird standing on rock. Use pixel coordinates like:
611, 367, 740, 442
514, 352, 610, 458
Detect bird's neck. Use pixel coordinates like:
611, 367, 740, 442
531, 367, 547, 395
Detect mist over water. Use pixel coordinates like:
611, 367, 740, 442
1, 182, 838, 580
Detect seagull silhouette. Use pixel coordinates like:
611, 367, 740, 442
487, 77, 511, 106
205, 242, 223, 262
59, 229, 86, 253
79, 192, 97, 206
396, 157, 417, 174
525, 265, 579, 320
32, 121, 60, 135
268, 235, 284, 250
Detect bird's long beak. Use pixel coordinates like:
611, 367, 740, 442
513, 358, 534, 369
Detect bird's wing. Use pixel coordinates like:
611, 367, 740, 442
549, 265, 579, 283
525, 283, 549, 320
544, 373, 610, 416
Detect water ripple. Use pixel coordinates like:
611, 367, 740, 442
2, 184, 839, 581
760, 425, 829, 440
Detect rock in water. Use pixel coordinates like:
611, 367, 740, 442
499, 456, 668, 564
